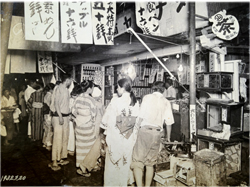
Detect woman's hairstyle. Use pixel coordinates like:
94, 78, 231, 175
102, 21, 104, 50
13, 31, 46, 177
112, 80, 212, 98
71, 84, 82, 96
80, 80, 94, 93
93, 83, 102, 91
43, 83, 55, 93
152, 81, 165, 93
117, 78, 137, 106
55, 80, 62, 85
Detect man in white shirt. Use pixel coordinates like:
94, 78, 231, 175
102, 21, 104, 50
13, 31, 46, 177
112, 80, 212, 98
1, 89, 16, 108
163, 79, 176, 101
24, 80, 36, 102
1, 88, 17, 146
131, 81, 174, 187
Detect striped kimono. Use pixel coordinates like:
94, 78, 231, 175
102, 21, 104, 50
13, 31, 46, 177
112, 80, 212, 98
72, 93, 97, 167
27, 90, 45, 141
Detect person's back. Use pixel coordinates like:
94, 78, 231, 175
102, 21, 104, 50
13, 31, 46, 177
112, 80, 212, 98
54, 84, 70, 114
139, 92, 173, 128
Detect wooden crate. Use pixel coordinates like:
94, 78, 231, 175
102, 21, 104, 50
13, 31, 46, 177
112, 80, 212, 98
194, 149, 226, 186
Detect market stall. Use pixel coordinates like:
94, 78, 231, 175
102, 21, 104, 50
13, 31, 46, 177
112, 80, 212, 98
1, 1, 249, 187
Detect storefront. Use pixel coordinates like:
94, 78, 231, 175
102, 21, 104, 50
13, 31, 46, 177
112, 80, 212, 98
1, 1, 249, 186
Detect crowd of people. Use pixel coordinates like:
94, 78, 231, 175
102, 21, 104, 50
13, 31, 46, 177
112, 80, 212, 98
1, 73, 175, 187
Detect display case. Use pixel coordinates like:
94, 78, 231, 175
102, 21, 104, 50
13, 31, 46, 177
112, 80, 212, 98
81, 64, 101, 82
197, 72, 233, 92
206, 99, 244, 135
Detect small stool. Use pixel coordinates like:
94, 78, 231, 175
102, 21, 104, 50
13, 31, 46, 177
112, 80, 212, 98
194, 149, 226, 186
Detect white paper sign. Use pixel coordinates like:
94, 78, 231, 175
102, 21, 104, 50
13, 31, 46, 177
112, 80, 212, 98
91, 1, 116, 45
38, 52, 53, 73
60, 2, 93, 44
24, 2, 59, 42
190, 104, 196, 139
135, 2, 208, 37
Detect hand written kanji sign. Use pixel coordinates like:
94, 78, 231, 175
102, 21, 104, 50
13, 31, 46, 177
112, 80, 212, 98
135, 2, 208, 37
91, 1, 116, 45
38, 52, 53, 73
60, 2, 93, 44
24, 2, 59, 42
114, 9, 136, 36
209, 10, 239, 40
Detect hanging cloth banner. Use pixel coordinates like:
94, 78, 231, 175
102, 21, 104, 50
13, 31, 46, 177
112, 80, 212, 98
135, 2, 208, 37
209, 10, 239, 40
91, 1, 116, 45
24, 2, 59, 42
38, 51, 54, 73
60, 1, 93, 44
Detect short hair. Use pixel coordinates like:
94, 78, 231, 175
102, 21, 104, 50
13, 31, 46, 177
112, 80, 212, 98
43, 83, 55, 93
165, 79, 173, 86
28, 79, 36, 85
2, 88, 9, 95
71, 84, 82, 96
152, 81, 165, 93
61, 73, 72, 83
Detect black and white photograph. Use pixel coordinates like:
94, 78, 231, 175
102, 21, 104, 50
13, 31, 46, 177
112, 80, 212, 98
0, 1, 249, 186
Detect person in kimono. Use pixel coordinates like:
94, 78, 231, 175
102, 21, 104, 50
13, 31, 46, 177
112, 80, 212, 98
27, 86, 45, 141
42, 83, 55, 150
101, 77, 140, 187
71, 80, 97, 177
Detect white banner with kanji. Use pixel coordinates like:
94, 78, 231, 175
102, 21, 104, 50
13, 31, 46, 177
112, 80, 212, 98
38, 52, 54, 73
60, 2, 93, 44
135, 2, 208, 37
91, 1, 116, 45
24, 2, 59, 42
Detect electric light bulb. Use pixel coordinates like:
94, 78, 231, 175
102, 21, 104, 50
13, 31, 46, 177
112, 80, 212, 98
178, 64, 183, 72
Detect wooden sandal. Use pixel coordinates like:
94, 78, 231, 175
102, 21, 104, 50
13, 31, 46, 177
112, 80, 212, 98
48, 163, 61, 171
58, 160, 69, 165
77, 169, 91, 177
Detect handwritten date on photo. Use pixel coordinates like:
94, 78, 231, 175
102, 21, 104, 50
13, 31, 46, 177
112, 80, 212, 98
1, 175, 26, 182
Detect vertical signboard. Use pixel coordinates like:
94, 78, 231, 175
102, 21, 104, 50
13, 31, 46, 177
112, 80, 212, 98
24, 2, 59, 42
60, 2, 93, 44
91, 1, 116, 45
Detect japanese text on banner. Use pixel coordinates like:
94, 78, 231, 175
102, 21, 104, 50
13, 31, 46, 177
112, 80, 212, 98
24, 2, 59, 42
91, 1, 116, 45
60, 2, 93, 44
135, 2, 208, 37
38, 52, 54, 73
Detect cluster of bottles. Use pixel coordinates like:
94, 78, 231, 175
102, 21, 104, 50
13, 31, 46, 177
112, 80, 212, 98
82, 65, 100, 81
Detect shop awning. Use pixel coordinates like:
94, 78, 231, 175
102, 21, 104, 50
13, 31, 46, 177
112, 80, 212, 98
57, 31, 189, 66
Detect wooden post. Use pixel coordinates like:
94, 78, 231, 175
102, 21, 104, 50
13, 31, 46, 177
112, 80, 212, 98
72, 65, 76, 81
189, 2, 197, 141
1, 3, 13, 92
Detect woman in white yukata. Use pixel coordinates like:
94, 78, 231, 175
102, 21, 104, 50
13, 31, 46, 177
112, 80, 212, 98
101, 77, 140, 187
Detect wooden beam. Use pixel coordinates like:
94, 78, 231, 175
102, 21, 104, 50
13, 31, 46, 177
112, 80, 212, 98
100, 44, 201, 66
1, 3, 13, 91
189, 2, 197, 140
